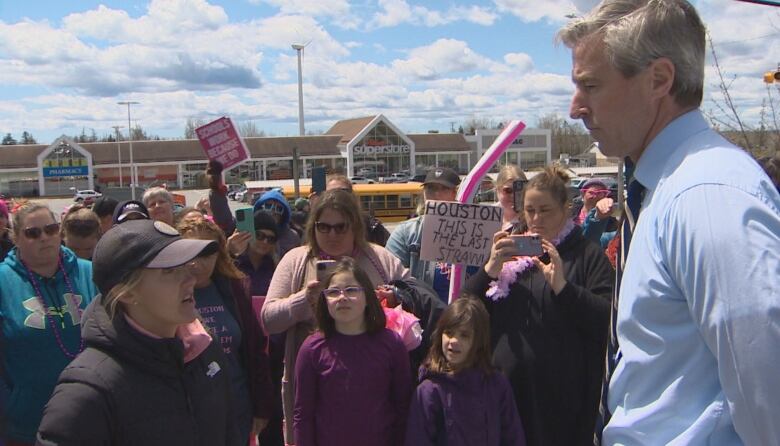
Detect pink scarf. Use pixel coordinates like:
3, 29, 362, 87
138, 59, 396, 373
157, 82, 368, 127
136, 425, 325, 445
485, 219, 577, 301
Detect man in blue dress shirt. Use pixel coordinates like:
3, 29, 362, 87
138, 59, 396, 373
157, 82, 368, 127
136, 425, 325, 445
559, 1, 780, 444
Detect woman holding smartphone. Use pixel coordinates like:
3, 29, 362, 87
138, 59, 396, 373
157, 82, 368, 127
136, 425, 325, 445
261, 189, 410, 445
464, 165, 614, 446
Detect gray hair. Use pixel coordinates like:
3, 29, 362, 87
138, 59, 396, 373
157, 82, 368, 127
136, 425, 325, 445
557, 0, 705, 107
142, 187, 174, 207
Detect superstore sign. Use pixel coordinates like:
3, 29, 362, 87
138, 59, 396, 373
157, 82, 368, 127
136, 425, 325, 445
353, 144, 410, 155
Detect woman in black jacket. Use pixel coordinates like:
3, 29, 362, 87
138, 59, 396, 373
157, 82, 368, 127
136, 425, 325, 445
464, 165, 614, 446
37, 219, 237, 446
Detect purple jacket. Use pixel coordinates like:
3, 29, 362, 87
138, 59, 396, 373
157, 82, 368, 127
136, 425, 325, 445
405, 367, 526, 446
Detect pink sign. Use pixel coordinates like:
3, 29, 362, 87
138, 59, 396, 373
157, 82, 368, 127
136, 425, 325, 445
447, 120, 526, 304
195, 117, 251, 170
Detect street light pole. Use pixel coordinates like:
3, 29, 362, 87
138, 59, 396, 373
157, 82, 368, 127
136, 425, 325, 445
292, 44, 305, 136
117, 101, 140, 199
111, 125, 123, 188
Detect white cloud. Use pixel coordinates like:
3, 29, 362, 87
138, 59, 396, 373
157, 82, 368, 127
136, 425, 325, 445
494, 0, 578, 23
392, 39, 497, 80
370, 0, 497, 28
256, 0, 351, 18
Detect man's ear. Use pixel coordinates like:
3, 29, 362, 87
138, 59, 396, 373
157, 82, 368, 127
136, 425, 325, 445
649, 57, 675, 99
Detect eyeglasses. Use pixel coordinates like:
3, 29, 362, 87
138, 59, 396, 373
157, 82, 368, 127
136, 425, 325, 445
262, 202, 285, 214
23, 223, 61, 239
315, 221, 350, 234
584, 188, 610, 197
255, 232, 278, 243
322, 286, 364, 299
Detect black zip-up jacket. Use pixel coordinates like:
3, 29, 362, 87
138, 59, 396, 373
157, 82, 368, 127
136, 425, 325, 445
36, 299, 237, 446
464, 226, 614, 446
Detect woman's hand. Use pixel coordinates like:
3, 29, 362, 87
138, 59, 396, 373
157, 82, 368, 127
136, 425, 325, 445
303, 280, 323, 307
227, 231, 252, 258
484, 231, 518, 278
532, 239, 567, 294
195, 195, 211, 215
252, 417, 269, 435
375, 285, 397, 307
594, 197, 615, 220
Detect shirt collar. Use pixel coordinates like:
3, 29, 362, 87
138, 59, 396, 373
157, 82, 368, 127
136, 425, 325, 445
633, 109, 709, 191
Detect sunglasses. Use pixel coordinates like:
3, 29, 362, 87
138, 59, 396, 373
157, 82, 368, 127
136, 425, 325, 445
315, 221, 350, 234
322, 286, 364, 299
584, 188, 610, 196
24, 223, 61, 239
255, 232, 278, 243
262, 202, 285, 214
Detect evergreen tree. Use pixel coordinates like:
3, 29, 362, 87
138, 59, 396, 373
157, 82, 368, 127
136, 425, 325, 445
20, 131, 37, 144
2, 133, 16, 145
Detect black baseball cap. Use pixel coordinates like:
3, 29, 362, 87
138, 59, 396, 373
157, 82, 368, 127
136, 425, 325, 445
423, 167, 461, 189
92, 219, 218, 295
113, 200, 150, 224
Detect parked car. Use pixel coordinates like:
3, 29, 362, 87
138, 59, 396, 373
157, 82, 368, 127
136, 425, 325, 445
73, 190, 102, 202
384, 173, 409, 183
228, 185, 247, 200
569, 177, 588, 189
350, 176, 375, 184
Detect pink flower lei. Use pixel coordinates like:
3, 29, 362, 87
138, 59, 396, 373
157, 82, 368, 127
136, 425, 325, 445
485, 219, 577, 301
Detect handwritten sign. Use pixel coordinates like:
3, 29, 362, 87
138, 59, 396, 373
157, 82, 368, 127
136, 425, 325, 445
420, 200, 503, 267
448, 120, 526, 303
195, 117, 251, 170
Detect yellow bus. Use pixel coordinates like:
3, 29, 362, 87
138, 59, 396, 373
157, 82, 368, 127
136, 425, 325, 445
280, 182, 424, 223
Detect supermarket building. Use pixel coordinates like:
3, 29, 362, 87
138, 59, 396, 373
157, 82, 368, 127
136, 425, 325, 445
0, 115, 551, 196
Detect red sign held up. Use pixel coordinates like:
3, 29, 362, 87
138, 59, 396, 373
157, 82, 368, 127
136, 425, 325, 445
195, 117, 251, 170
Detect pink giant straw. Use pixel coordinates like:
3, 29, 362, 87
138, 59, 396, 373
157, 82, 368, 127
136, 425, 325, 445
447, 120, 526, 303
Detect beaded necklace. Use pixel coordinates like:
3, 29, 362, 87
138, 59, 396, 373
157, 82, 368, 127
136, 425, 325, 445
21, 251, 85, 359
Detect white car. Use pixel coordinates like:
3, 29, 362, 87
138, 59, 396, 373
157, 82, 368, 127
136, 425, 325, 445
350, 176, 375, 184
73, 189, 102, 202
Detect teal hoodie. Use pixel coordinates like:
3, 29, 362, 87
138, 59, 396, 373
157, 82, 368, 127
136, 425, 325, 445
0, 246, 96, 443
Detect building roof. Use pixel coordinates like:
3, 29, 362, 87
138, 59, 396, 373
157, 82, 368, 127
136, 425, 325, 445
0, 135, 343, 170
325, 116, 377, 145
408, 133, 471, 153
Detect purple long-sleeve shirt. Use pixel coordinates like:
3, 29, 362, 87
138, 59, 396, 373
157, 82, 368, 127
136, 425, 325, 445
294, 329, 412, 446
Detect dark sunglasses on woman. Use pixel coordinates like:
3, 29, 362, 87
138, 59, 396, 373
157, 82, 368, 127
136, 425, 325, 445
315, 221, 349, 234
255, 232, 278, 243
24, 223, 61, 239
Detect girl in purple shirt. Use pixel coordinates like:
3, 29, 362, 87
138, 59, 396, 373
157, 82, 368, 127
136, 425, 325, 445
293, 259, 412, 446
406, 297, 526, 446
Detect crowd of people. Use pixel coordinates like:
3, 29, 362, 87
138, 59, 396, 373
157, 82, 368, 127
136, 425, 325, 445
1, 1, 780, 445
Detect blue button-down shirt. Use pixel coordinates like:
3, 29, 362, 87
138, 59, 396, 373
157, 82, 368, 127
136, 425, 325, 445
604, 110, 780, 445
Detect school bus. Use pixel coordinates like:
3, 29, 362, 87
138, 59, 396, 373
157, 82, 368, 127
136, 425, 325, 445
280, 182, 424, 223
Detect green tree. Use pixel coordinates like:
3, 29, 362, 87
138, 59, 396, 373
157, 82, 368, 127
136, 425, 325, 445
20, 131, 37, 144
2, 133, 16, 145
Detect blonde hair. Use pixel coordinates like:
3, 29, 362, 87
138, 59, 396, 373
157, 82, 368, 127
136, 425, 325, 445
102, 269, 145, 319
495, 164, 527, 188
142, 187, 174, 207
11, 202, 56, 242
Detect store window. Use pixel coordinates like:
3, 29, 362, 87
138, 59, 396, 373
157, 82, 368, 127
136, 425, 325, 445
415, 154, 436, 174
266, 160, 293, 180
520, 151, 547, 171
352, 122, 411, 177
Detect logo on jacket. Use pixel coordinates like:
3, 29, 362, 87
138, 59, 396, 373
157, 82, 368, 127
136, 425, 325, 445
23, 293, 84, 330
206, 361, 222, 378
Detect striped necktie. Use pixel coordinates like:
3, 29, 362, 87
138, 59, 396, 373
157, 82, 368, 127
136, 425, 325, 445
594, 168, 645, 444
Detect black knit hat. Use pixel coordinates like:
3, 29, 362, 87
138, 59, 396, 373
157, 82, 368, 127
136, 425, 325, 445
92, 219, 217, 295
253, 209, 279, 237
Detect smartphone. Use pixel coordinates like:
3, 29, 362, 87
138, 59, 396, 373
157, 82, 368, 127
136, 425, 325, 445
510, 235, 544, 257
234, 207, 255, 240
316, 259, 338, 283
512, 179, 528, 213
312, 167, 326, 194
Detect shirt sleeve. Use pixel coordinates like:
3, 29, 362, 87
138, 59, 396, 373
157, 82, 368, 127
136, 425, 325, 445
388, 332, 413, 445
293, 339, 318, 446
261, 250, 314, 334
662, 184, 780, 445
404, 380, 441, 446
385, 223, 411, 267
37, 378, 112, 445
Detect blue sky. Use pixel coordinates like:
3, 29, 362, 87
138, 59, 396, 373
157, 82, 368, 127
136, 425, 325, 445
0, 0, 778, 144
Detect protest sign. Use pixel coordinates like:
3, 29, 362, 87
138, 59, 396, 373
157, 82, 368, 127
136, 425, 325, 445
420, 200, 503, 267
195, 117, 251, 170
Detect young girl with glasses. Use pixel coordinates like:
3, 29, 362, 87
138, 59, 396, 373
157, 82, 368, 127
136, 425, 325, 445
294, 258, 412, 446
405, 297, 525, 446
